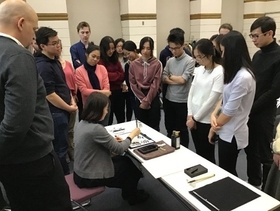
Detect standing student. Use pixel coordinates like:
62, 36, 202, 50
58, 42, 77, 162
209, 31, 256, 176
36, 27, 77, 175
74, 92, 149, 206
162, 31, 195, 147
159, 28, 192, 131
70, 21, 91, 69
70, 21, 92, 120
187, 39, 223, 162
76, 44, 111, 104
31, 38, 39, 55
99, 36, 125, 125
210, 34, 218, 42
211, 34, 224, 55
159, 28, 192, 92
115, 38, 127, 70
75, 44, 111, 125
123, 40, 140, 113
159, 28, 192, 68
219, 23, 233, 35
129, 37, 162, 131
115, 38, 132, 121
0, 1, 72, 210
245, 16, 280, 190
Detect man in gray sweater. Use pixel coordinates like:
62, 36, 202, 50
0, 1, 72, 210
162, 30, 195, 147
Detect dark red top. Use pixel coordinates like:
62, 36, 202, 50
99, 59, 124, 91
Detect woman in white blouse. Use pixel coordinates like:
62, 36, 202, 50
209, 31, 256, 176
186, 38, 223, 163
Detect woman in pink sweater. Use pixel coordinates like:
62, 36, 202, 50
75, 44, 111, 124
129, 37, 162, 131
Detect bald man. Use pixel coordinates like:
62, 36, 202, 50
0, 1, 72, 210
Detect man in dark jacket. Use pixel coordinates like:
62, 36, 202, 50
35, 27, 77, 175
246, 16, 280, 190
0, 1, 72, 210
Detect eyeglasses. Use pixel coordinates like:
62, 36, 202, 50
193, 55, 206, 60
249, 31, 269, 39
47, 40, 61, 46
169, 46, 182, 51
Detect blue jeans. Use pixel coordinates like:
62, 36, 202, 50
52, 112, 70, 175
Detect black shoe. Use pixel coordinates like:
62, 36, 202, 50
128, 190, 149, 206
122, 189, 145, 200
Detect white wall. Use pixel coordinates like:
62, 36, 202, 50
190, 0, 222, 40
27, 0, 71, 61
221, 0, 243, 32
120, 0, 157, 55
156, 0, 190, 57
66, 0, 122, 46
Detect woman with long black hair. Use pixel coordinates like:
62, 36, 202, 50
99, 36, 125, 125
209, 31, 256, 176
123, 40, 140, 116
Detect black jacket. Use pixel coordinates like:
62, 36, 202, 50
35, 53, 71, 113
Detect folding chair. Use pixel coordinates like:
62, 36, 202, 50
65, 173, 105, 210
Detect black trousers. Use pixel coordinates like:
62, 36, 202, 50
164, 99, 189, 148
123, 92, 133, 121
0, 151, 72, 211
218, 136, 240, 176
135, 94, 161, 131
77, 89, 83, 121
191, 122, 215, 163
109, 89, 125, 125
74, 156, 142, 197
245, 115, 274, 187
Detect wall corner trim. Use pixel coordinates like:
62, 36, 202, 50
244, 0, 276, 3
37, 13, 68, 21
243, 13, 265, 19
190, 13, 221, 20
120, 13, 157, 21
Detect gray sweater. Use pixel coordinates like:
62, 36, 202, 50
162, 52, 195, 103
74, 121, 131, 179
0, 36, 53, 164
